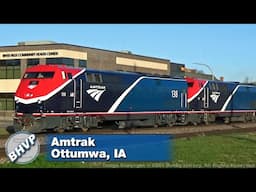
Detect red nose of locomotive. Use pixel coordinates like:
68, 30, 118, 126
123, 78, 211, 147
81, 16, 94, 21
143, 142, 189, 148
15, 64, 81, 104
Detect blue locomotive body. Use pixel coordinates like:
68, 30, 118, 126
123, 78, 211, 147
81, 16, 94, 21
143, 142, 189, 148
71, 70, 187, 113
223, 84, 256, 111
14, 65, 188, 132
108, 76, 187, 112
13, 65, 256, 133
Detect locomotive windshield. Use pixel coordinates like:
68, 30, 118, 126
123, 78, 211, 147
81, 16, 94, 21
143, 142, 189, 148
23, 72, 55, 79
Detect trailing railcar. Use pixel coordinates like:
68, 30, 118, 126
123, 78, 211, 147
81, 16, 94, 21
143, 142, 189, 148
186, 77, 238, 111
186, 77, 256, 123
14, 64, 188, 133
220, 83, 256, 123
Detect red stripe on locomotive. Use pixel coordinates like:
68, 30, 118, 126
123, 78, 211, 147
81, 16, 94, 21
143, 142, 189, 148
185, 77, 207, 101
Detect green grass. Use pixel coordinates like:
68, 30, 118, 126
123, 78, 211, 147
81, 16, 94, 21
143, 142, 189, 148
173, 133, 256, 167
0, 128, 8, 135
1, 132, 256, 168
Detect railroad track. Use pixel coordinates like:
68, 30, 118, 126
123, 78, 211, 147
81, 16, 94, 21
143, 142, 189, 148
1, 122, 256, 159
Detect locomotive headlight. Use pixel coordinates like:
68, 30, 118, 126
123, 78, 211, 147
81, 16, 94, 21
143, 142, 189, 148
38, 100, 42, 104
25, 93, 33, 97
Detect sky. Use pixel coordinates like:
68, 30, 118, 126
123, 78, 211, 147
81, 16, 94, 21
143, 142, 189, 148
0, 24, 255, 82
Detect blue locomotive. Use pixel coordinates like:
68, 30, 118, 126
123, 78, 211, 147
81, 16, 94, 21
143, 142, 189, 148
13, 64, 256, 133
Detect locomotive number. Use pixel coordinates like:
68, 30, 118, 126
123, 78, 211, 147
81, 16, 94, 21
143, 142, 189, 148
171, 90, 179, 98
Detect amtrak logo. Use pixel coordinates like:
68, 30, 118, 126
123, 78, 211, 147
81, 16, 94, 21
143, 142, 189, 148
210, 91, 220, 103
28, 85, 37, 89
86, 85, 106, 102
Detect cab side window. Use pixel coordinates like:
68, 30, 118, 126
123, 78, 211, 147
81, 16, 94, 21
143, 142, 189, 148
86, 73, 103, 83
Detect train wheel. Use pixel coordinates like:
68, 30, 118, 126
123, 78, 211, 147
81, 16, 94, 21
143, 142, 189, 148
81, 127, 89, 132
224, 117, 230, 124
252, 115, 256, 122
55, 127, 65, 133
167, 123, 174, 127
114, 121, 127, 129
252, 112, 256, 122
192, 122, 198, 126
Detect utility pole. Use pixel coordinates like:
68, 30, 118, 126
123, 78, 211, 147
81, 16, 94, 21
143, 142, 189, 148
192, 62, 214, 80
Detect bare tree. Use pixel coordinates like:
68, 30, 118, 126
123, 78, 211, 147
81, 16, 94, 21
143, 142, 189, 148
243, 76, 249, 83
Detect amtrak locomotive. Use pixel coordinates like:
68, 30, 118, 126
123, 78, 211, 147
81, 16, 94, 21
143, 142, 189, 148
13, 64, 256, 133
